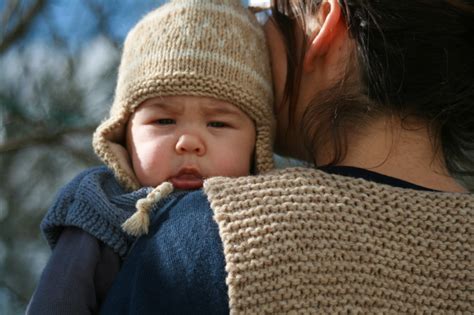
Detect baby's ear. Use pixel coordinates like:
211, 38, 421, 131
303, 0, 342, 72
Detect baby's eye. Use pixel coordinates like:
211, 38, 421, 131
208, 121, 228, 128
155, 119, 175, 125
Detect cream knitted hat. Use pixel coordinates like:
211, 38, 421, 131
93, 0, 274, 192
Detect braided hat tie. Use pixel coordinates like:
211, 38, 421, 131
121, 182, 174, 236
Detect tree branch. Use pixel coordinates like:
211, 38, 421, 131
0, 279, 29, 305
83, 0, 121, 48
1, 0, 20, 28
60, 144, 99, 165
0, 125, 96, 153
0, 0, 47, 54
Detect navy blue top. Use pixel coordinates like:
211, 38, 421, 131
27, 165, 432, 315
100, 190, 229, 315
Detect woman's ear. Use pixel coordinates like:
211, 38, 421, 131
303, 0, 342, 72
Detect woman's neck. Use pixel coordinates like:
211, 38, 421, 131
322, 117, 467, 193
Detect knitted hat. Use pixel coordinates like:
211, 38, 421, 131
93, 0, 274, 193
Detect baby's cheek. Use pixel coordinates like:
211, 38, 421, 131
218, 151, 253, 177
138, 141, 162, 165
135, 142, 171, 182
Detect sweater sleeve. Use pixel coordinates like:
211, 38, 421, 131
27, 227, 120, 315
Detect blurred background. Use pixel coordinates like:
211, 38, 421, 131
0, 0, 471, 314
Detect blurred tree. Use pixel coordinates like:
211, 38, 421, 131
0, 0, 46, 53
0, 0, 160, 313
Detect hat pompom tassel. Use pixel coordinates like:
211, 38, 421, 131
122, 182, 173, 237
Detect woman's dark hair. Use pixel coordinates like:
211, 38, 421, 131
271, 0, 474, 178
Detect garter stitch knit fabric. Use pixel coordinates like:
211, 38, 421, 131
204, 168, 474, 314
93, 0, 274, 191
41, 166, 148, 258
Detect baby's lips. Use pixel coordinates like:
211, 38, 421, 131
170, 172, 203, 190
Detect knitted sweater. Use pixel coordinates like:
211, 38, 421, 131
204, 167, 473, 314
40, 166, 141, 258
30, 166, 212, 315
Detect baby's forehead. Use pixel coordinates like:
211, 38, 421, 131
139, 95, 247, 116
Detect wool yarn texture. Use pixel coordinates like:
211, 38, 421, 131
204, 167, 474, 314
93, 0, 274, 191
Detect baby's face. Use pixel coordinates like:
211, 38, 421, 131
126, 95, 256, 189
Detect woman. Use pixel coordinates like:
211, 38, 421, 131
34, 0, 474, 314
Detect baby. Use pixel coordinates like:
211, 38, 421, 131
28, 0, 273, 312
92, 0, 275, 236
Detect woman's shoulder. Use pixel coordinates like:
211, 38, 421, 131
204, 166, 474, 206
204, 169, 472, 313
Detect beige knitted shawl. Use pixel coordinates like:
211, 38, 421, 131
204, 167, 473, 314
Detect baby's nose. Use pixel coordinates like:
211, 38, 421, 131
175, 134, 205, 155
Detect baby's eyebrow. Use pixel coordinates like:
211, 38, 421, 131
146, 102, 183, 113
201, 103, 243, 117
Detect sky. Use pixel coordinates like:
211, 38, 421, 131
24, 0, 165, 51
1, 0, 269, 52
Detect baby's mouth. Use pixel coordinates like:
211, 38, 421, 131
170, 168, 204, 190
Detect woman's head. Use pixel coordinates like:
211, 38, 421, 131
267, 0, 474, 176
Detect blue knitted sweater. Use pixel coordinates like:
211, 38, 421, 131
41, 166, 180, 258
30, 166, 229, 314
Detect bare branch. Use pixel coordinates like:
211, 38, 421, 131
0, 279, 29, 305
42, 7, 69, 51
0, 125, 96, 153
59, 144, 99, 165
83, 0, 121, 48
0, 0, 47, 54
1, 0, 21, 29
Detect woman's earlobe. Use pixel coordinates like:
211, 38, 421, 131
303, 30, 320, 72
303, 0, 342, 72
